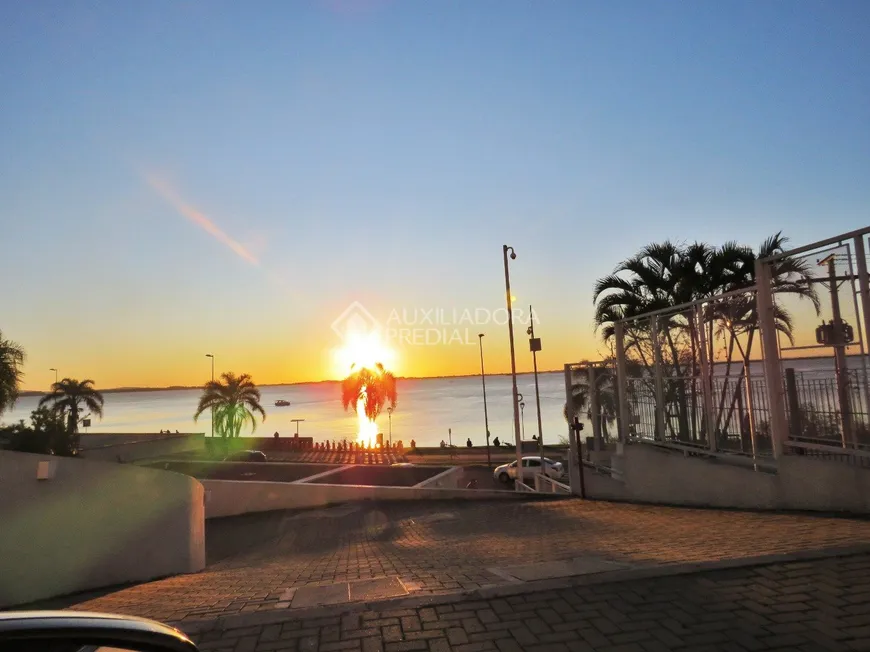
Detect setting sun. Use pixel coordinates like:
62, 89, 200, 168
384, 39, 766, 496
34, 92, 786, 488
332, 331, 397, 378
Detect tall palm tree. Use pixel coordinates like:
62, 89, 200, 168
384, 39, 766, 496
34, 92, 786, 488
39, 378, 105, 434
708, 233, 819, 436
341, 363, 397, 421
194, 372, 266, 438
0, 330, 25, 416
564, 369, 618, 440
593, 233, 818, 442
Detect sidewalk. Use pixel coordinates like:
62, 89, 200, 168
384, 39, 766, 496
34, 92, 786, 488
62, 499, 870, 624
186, 552, 870, 651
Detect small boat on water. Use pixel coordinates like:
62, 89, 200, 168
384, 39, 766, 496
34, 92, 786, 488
274, 399, 291, 407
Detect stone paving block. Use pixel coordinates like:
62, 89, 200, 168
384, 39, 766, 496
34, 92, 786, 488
298, 636, 318, 652
321, 641, 362, 651
350, 577, 409, 602
343, 628, 381, 640
361, 637, 384, 652
401, 615, 422, 633
447, 627, 470, 645
234, 636, 259, 652
385, 641, 428, 652
291, 583, 349, 609
428, 639, 451, 652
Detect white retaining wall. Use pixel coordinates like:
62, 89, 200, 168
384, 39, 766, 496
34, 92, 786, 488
588, 444, 870, 513
79, 433, 205, 463
203, 479, 521, 518
0, 451, 205, 607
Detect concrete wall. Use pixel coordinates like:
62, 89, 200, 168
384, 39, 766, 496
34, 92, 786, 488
777, 455, 870, 513
79, 433, 205, 463
416, 466, 463, 488
0, 450, 205, 608
304, 465, 448, 487
142, 461, 339, 483
203, 479, 523, 518
204, 435, 314, 454
587, 443, 870, 513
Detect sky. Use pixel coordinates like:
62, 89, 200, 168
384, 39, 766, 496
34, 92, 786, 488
1, 0, 869, 390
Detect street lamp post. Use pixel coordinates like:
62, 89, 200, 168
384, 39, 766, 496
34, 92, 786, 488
387, 406, 393, 447
49, 368, 58, 386
527, 305, 544, 460
478, 333, 491, 468
205, 354, 215, 438
503, 245, 523, 489
520, 401, 526, 440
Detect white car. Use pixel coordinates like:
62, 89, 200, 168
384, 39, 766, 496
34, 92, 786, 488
493, 456, 564, 483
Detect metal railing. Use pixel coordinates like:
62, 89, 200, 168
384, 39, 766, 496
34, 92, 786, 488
535, 473, 571, 494
515, 480, 536, 492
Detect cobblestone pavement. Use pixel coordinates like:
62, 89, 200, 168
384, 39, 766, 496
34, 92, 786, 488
63, 499, 870, 624
185, 552, 870, 652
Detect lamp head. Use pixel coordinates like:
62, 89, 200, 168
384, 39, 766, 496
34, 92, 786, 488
510, 251, 517, 260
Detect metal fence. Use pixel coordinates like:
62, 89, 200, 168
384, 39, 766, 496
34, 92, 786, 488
607, 286, 775, 464
586, 226, 870, 469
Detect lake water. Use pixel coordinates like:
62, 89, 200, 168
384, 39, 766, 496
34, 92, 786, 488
4, 372, 574, 448
4, 356, 860, 448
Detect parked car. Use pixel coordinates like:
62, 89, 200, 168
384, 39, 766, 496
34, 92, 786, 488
222, 450, 267, 462
493, 456, 564, 483
0, 610, 198, 651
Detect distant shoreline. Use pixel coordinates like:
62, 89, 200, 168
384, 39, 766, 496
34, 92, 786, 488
16, 370, 562, 397
17, 352, 857, 396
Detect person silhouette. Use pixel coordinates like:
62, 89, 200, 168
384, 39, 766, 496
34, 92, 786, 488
493, 436, 500, 447
466, 438, 472, 448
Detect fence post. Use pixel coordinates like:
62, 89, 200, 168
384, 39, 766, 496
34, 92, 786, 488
853, 235, 870, 423
696, 304, 716, 452
756, 260, 787, 459
615, 322, 630, 443
565, 364, 582, 496
651, 316, 666, 442
589, 366, 601, 451
785, 368, 802, 439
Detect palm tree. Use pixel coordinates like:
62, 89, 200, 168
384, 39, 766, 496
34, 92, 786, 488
194, 372, 266, 438
341, 363, 397, 421
707, 233, 819, 439
0, 330, 26, 416
39, 378, 105, 434
564, 370, 618, 440
593, 233, 818, 443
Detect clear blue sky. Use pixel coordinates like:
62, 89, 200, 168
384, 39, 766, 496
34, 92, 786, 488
2, 0, 869, 388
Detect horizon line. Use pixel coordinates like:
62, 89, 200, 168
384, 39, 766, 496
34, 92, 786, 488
16, 369, 567, 396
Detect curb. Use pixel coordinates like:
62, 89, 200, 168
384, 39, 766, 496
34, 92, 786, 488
174, 543, 870, 635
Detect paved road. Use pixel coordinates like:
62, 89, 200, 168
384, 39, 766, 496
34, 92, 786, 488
65, 499, 870, 624
187, 552, 870, 652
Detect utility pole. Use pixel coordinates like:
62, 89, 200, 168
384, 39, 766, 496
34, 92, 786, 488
824, 256, 854, 446
527, 305, 544, 460
478, 334, 491, 468
503, 245, 523, 489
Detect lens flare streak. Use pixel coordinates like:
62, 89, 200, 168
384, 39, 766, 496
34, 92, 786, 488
145, 174, 259, 265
